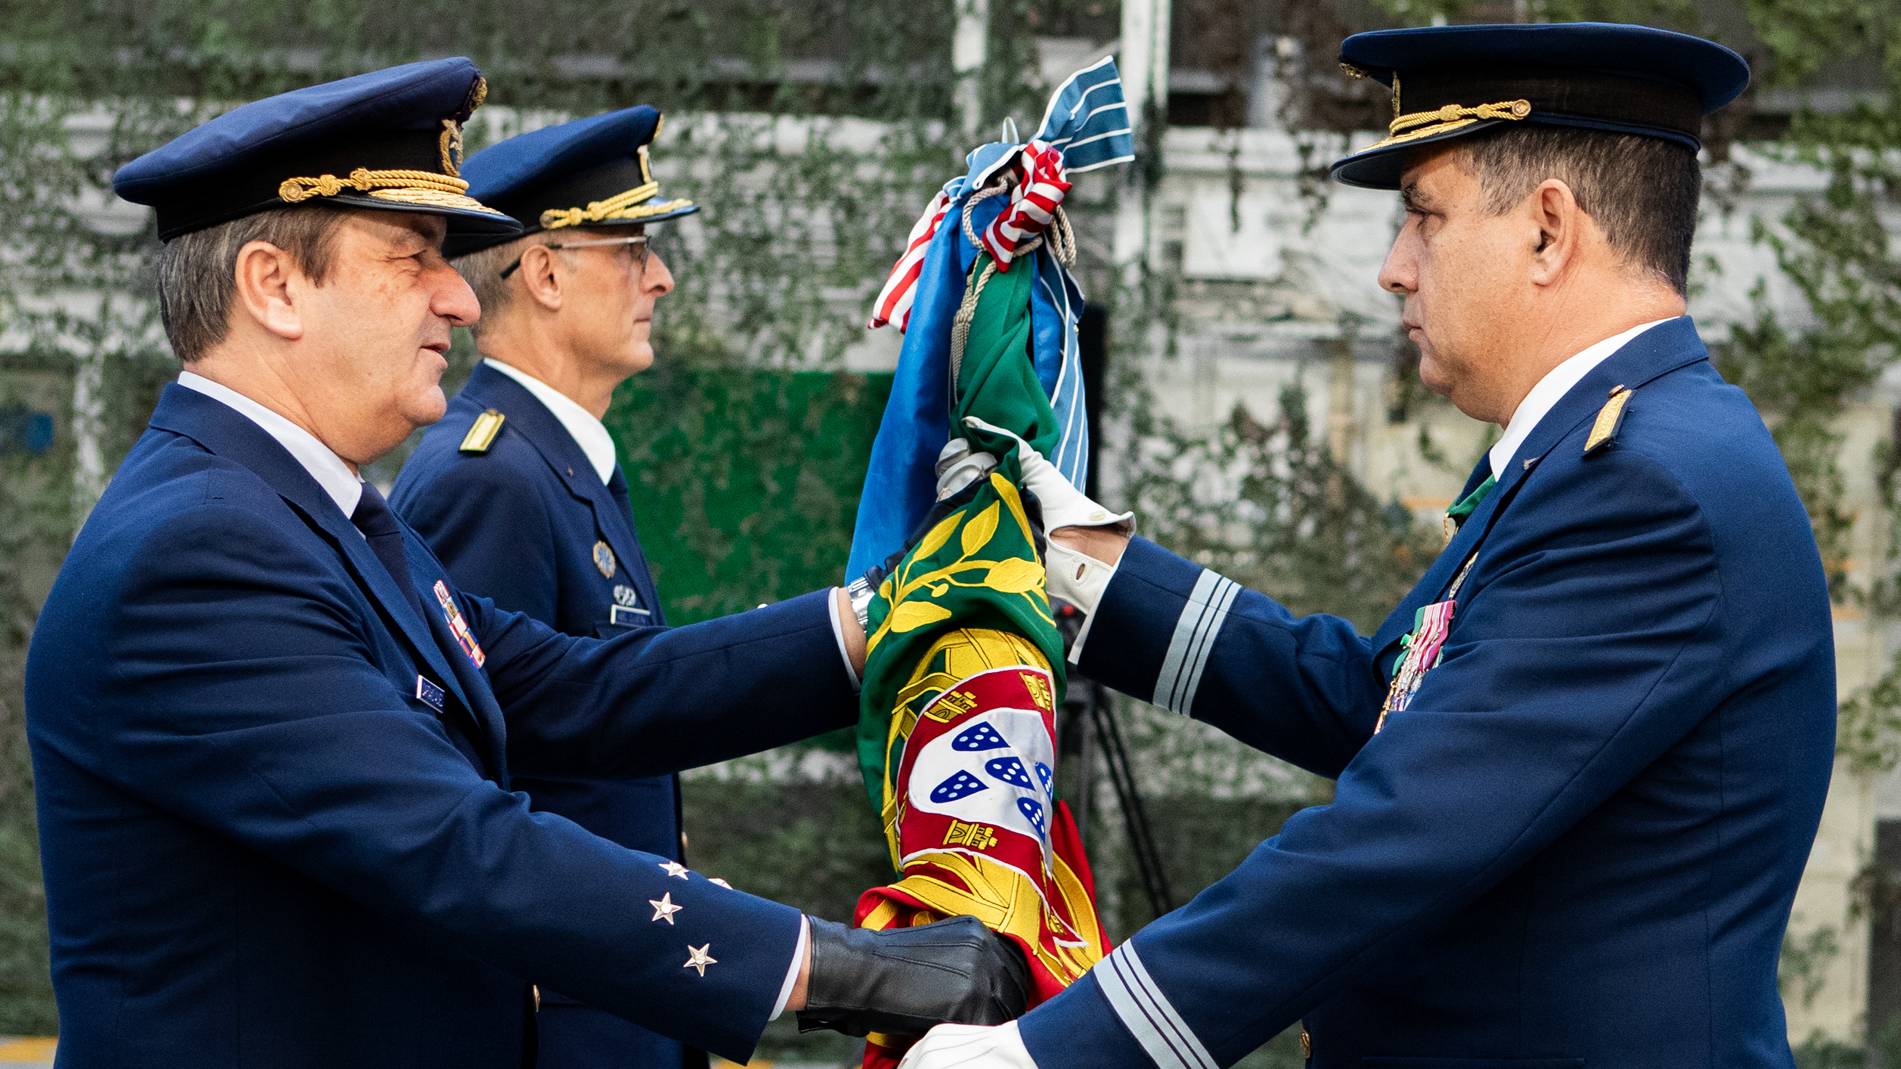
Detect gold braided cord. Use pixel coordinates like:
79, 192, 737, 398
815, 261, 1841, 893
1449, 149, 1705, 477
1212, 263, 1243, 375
623, 197, 694, 220
538, 182, 667, 230
1352, 98, 1533, 154
1390, 97, 1532, 135
277, 167, 471, 204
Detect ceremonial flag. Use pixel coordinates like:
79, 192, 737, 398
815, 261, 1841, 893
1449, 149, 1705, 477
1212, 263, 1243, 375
848, 58, 1134, 1068
846, 56, 1134, 579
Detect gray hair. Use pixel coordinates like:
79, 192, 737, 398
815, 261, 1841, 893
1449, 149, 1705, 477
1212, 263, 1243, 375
454, 236, 573, 337
156, 206, 344, 362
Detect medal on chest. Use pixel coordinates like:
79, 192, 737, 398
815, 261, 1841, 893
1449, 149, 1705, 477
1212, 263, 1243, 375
1374, 551, 1477, 734
433, 580, 486, 668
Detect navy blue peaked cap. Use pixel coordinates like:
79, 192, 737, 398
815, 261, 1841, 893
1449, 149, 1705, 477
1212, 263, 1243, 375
446, 105, 700, 258
1330, 22, 1750, 189
114, 57, 519, 241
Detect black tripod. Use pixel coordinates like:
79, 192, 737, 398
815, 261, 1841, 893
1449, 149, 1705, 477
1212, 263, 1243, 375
1056, 601, 1175, 921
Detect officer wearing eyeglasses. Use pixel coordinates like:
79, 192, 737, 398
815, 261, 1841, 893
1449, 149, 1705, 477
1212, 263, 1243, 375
392, 107, 792, 1069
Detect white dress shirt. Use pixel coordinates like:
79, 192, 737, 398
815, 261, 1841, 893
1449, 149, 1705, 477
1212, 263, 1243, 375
1486, 316, 1679, 480
177, 371, 364, 518
179, 368, 813, 1016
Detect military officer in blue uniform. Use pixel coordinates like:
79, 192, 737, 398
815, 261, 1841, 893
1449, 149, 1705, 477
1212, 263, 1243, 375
390, 106, 720, 1069
25, 59, 1028, 1069
900, 23, 1836, 1069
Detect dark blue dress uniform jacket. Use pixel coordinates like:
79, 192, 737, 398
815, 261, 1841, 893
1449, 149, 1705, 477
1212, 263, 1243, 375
392, 361, 699, 1069
1015, 319, 1836, 1069
25, 384, 855, 1068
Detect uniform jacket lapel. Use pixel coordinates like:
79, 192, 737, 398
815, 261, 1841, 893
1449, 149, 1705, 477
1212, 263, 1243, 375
403, 540, 511, 779
1369, 317, 1715, 668
463, 363, 659, 614
148, 385, 495, 764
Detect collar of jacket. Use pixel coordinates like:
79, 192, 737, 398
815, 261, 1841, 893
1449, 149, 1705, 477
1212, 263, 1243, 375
461, 361, 645, 561
147, 384, 508, 775
1367, 316, 1713, 660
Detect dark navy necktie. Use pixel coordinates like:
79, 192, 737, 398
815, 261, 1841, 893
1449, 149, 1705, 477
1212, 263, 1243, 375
606, 464, 639, 535
350, 482, 428, 623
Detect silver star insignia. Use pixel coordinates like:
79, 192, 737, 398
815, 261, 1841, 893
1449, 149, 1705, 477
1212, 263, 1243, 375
649, 892, 683, 925
683, 943, 717, 977
658, 861, 690, 880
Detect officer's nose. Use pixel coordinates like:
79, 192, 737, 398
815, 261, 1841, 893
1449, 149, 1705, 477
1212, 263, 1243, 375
434, 261, 481, 328
1378, 226, 1418, 296
643, 250, 675, 297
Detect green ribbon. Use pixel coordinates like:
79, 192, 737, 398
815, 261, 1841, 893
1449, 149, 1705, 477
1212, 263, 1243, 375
1444, 473, 1496, 528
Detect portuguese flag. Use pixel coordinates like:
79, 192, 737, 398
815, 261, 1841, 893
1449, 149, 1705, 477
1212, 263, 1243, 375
853, 253, 1108, 1066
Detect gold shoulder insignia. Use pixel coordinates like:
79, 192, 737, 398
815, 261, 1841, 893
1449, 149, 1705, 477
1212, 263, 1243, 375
1584, 385, 1631, 455
459, 409, 505, 454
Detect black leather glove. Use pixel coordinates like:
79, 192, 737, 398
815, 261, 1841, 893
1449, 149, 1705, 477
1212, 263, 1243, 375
795, 915, 1032, 1038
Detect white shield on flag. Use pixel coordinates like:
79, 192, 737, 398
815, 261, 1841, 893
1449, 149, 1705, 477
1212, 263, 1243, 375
905, 706, 1058, 856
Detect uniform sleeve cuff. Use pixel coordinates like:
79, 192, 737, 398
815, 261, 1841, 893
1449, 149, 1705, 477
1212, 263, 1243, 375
769, 915, 810, 1021
826, 591, 862, 691
1048, 540, 1119, 665
1021, 942, 1217, 1069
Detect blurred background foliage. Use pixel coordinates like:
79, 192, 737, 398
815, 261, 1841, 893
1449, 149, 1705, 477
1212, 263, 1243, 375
0, 0, 1896, 1065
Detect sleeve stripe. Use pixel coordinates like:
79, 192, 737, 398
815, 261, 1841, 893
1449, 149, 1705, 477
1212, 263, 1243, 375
1153, 570, 1239, 715
1176, 576, 1240, 716
1153, 570, 1221, 712
1097, 942, 1217, 1069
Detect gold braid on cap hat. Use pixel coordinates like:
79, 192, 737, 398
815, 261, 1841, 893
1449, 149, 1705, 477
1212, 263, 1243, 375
1357, 96, 1533, 152
277, 167, 474, 205
1390, 98, 1532, 137
539, 182, 695, 230
277, 75, 490, 210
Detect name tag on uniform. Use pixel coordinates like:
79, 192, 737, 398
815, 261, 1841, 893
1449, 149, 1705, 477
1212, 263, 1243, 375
415, 675, 446, 714
609, 605, 652, 628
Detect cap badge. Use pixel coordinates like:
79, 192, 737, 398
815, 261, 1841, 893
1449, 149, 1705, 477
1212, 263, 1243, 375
440, 119, 466, 178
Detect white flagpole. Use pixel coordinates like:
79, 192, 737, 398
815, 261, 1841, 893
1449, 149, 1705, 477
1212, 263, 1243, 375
952, 0, 992, 142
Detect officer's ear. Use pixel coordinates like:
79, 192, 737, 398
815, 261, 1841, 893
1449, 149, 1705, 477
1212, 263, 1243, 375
1526, 178, 1583, 288
518, 242, 565, 312
231, 240, 305, 342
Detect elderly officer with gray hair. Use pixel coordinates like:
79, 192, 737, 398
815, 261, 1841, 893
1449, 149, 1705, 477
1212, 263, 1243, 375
900, 21, 1835, 1069
392, 106, 769, 1069
26, 58, 1027, 1069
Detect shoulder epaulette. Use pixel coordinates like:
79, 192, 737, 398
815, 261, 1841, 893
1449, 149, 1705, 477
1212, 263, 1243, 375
1584, 384, 1631, 456
459, 409, 505, 454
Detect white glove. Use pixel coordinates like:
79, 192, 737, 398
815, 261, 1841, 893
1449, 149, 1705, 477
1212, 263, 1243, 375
951, 417, 1132, 620
896, 1021, 1039, 1069
958, 417, 1131, 533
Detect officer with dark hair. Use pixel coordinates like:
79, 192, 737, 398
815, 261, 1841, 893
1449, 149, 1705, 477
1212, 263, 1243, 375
901, 22, 1836, 1069
27, 59, 1027, 1069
